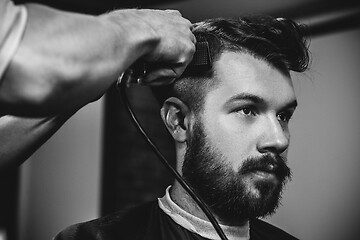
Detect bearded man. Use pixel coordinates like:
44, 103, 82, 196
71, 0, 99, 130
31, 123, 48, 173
55, 15, 310, 240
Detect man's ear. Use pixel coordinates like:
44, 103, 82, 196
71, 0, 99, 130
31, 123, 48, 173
160, 97, 191, 143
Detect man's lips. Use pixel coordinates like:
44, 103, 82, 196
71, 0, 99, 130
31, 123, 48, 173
249, 163, 278, 173
248, 164, 280, 179
252, 170, 277, 179
239, 154, 291, 182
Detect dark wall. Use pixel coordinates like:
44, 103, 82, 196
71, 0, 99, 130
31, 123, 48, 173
0, 169, 19, 240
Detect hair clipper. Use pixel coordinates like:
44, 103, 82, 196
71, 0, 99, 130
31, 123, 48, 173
118, 41, 212, 86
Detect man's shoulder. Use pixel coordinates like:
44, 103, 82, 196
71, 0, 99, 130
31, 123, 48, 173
54, 202, 298, 240
54, 201, 159, 240
250, 218, 299, 240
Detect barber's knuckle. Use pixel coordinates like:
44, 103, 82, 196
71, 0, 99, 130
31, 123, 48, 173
180, 46, 194, 63
190, 42, 196, 54
165, 9, 181, 15
184, 19, 192, 27
173, 10, 182, 16
175, 54, 186, 65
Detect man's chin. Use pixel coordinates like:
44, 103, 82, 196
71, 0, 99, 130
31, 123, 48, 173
208, 182, 284, 221
243, 171, 283, 193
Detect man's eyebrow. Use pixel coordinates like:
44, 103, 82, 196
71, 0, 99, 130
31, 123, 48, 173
225, 93, 298, 110
225, 93, 267, 105
281, 99, 298, 111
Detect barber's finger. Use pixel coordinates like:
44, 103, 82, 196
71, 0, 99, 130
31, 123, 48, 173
145, 77, 177, 86
143, 68, 179, 86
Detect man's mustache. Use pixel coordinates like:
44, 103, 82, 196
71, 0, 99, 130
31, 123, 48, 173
239, 154, 292, 181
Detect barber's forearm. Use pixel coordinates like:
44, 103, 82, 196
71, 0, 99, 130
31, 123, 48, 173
0, 111, 76, 170
0, 5, 158, 116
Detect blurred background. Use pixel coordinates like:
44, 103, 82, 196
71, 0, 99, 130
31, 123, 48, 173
1, 0, 360, 240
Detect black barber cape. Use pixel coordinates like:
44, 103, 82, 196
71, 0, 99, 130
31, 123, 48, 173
54, 201, 298, 240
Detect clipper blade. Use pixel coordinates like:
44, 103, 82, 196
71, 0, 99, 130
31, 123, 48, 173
188, 41, 212, 69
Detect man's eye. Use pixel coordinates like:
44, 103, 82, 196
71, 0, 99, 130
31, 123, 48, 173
238, 107, 256, 116
277, 112, 293, 123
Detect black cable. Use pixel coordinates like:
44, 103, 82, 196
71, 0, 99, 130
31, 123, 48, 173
117, 79, 229, 240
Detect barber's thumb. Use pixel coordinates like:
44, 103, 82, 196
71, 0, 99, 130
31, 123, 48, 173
143, 68, 179, 86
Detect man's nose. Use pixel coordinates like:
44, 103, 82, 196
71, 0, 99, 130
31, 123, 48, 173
257, 117, 289, 155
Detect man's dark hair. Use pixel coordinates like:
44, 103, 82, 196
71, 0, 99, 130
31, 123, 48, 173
152, 15, 310, 113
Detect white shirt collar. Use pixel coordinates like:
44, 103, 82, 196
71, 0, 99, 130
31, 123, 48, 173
158, 186, 250, 240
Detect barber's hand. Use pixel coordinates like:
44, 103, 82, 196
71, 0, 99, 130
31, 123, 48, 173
104, 9, 195, 86
139, 10, 196, 85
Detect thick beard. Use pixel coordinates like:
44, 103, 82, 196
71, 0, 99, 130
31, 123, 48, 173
182, 121, 292, 223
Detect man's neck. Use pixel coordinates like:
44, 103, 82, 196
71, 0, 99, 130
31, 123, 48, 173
159, 184, 250, 240
171, 181, 248, 226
